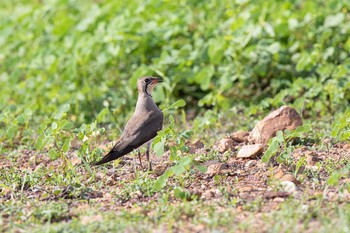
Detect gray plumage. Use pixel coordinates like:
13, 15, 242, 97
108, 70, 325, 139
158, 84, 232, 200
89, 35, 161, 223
95, 77, 163, 166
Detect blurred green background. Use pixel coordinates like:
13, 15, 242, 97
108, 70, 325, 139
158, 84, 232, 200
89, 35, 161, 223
1, 0, 349, 148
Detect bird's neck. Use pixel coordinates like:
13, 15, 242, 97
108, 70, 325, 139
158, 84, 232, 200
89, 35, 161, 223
135, 93, 156, 112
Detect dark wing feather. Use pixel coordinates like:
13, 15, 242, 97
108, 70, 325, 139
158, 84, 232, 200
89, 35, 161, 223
95, 111, 163, 165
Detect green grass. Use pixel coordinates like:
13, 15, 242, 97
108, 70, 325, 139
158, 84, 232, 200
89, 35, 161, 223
1, 0, 350, 232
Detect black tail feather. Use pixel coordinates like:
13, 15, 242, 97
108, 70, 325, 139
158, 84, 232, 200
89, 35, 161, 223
94, 146, 134, 165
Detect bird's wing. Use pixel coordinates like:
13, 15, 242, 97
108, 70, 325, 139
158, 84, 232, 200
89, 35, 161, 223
95, 111, 163, 165
116, 110, 163, 151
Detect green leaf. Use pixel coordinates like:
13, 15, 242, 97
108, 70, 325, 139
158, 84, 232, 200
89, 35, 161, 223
96, 108, 109, 123
194, 65, 215, 91
181, 130, 193, 139
324, 13, 344, 28
62, 137, 72, 152
54, 104, 70, 120
178, 156, 192, 167
193, 160, 207, 173
275, 130, 284, 143
208, 38, 227, 64
51, 122, 58, 130
171, 99, 186, 109
35, 134, 46, 150
174, 187, 191, 200
59, 119, 74, 130
171, 164, 186, 176
154, 170, 172, 191
17, 114, 25, 124
331, 117, 347, 138
296, 52, 312, 71
6, 125, 18, 139
154, 137, 166, 156
327, 172, 340, 186
129, 65, 151, 87
49, 148, 59, 160
261, 139, 280, 163
53, 189, 62, 196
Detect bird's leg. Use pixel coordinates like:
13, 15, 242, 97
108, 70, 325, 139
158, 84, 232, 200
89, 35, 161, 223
146, 141, 152, 171
137, 149, 143, 169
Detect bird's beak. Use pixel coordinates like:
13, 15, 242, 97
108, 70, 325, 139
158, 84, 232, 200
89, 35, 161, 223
151, 77, 163, 84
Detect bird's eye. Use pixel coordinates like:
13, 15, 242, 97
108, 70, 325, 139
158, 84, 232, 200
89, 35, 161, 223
144, 78, 151, 83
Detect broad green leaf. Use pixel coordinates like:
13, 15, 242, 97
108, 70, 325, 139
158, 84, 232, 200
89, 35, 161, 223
296, 53, 312, 71
178, 156, 192, 167
261, 139, 280, 163
171, 164, 186, 176
181, 130, 193, 139
62, 137, 72, 152
35, 134, 46, 150
174, 187, 191, 200
17, 114, 25, 124
154, 170, 172, 190
51, 122, 58, 130
171, 99, 186, 109
154, 137, 166, 156
54, 104, 70, 120
194, 65, 215, 91
62, 122, 74, 130
324, 13, 344, 28
193, 160, 207, 173
276, 130, 284, 143
327, 172, 340, 186
263, 22, 275, 37
208, 38, 227, 64
6, 125, 17, 139
96, 108, 109, 123
129, 65, 151, 87
49, 148, 59, 160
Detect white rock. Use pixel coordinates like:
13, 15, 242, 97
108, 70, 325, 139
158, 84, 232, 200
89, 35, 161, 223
281, 181, 298, 193
237, 144, 264, 158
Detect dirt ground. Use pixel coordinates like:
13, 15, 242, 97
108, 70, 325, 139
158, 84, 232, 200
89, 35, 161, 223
1, 141, 349, 232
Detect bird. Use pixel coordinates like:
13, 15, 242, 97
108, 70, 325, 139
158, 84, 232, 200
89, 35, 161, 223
95, 76, 164, 170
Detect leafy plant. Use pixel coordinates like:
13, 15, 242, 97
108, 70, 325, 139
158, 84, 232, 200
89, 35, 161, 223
262, 124, 311, 163
331, 110, 350, 141
152, 100, 206, 191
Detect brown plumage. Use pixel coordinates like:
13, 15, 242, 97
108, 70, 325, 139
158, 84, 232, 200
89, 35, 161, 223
95, 77, 163, 167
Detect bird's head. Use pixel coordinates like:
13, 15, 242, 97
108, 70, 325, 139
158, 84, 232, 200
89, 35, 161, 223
137, 77, 163, 96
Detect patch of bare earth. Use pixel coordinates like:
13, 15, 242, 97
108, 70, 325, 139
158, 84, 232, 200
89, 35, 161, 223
1, 142, 349, 232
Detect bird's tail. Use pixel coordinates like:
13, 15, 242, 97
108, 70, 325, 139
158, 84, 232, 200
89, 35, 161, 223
94, 150, 124, 165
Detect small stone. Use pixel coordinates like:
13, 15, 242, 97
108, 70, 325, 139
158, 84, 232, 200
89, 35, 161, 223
281, 173, 299, 185
190, 188, 202, 197
231, 131, 249, 143
342, 143, 350, 150
213, 189, 222, 198
306, 152, 320, 166
306, 165, 319, 172
71, 157, 82, 166
81, 215, 103, 225
192, 139, 204, 149
239, 186, 253, 192
190, 139, 205, 153
202, 190, 215, 200
273, 197, 286, 202
237, 144, 264, 158
29, 156, 37, 165
264, 191, 290, 199
250, 106, 303, 144
206, 162, 226, 176
274, 169, 285, 179
245, 160, 257, 169
281, 181, 298, 193
215, 138, 236, 153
